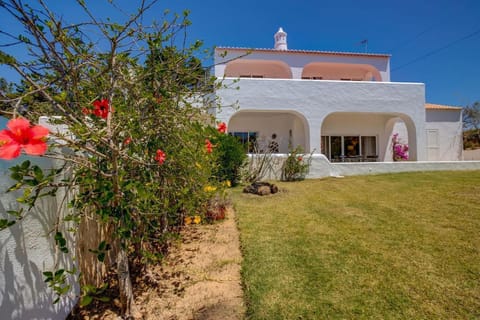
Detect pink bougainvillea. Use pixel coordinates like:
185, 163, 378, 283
392, 133, 409, 161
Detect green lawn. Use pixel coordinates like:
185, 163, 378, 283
232, 171, 480, 319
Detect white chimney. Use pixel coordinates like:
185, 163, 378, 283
274, 27, 288, 50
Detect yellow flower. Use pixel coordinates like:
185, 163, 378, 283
225, 180, 231, 188
193, 215, 201, 224
195, 162, 202, 169
184, 216, 192, 225
203, 185, 217, 193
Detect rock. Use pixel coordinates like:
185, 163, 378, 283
257, 186, 271, 196
270, 184, 279, 194
243, 181, 280, 196
243, 185, 256, 193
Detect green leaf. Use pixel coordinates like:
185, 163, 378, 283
0, 50, 17, 65
7, 182, 22, 192
21, 160, 31, 170
11, 172, 23, 182
18, 34, 31, 44
54, 269, 65, 277
33, 165, 44, 180
97, 252, 105, 262
59, 285, 71, 295
80, 295, 93, 307
0, 219, 15, 231
95, 296, 110, 302
6, 209, 22, 217
43, 271, 53, 281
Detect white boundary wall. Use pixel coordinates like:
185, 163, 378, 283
0, 116, 78, 320
255, 154, 480, 180
0, 156, 79, 320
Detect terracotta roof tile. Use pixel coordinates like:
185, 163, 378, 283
425, 103, 462, 110
215, 46, 390, 58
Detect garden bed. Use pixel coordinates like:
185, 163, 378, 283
69, 207, 245, 320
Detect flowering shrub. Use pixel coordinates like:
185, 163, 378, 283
210, 124, 247, 186
392, 133, 409, 161
0, 1, 226, 317
281, 146, 312, 181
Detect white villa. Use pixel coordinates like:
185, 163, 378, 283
213, 28, 463, 162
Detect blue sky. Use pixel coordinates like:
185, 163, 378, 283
1, 0, 479, 107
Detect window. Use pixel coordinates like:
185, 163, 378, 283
344, 136, 360, 156
239, 75, 264, 78
231, 132, 257, 152
302, 76, 323, 80
321, 135, 377, 162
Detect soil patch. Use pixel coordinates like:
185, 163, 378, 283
70, 207, 245, 319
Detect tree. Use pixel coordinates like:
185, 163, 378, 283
463, 102, 480, 148
0, 1, 223, 318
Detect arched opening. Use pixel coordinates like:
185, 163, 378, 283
302, 62, 382, 81
228, 110, 309, 153
320, 112, 416, 161
224, 59, 292, 79
384, 115, 418, 161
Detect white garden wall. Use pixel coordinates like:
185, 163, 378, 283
253, 154, 480, 180
0, 157, 78, 320
0, 117, 78, 320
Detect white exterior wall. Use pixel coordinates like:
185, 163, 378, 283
0, 117, 78, 319
425, 110, 463, 161
0, 157, 78, 320
215, 49, 390, 81
216, 78, 427, 161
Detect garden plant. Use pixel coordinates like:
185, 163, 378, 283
0, 0, 242, 317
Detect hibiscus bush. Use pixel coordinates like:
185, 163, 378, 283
281, 146, 312, 181
210, 122, 247, 187
0, 0, 225, 317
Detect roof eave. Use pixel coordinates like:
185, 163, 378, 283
215, 46, 391, 58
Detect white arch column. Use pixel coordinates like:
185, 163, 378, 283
309, 121, 322, 154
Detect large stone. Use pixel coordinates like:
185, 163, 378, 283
257, 186, 271, 196
243, 185, 256, 194
243, 181, 279, 196
270, 184, 279, 194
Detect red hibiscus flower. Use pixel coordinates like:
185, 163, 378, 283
0, 118, 49, 160
217, 122, 227, 134
205, 139, 213, 153
92, 99, 111, 119
155, 149, 166, 165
